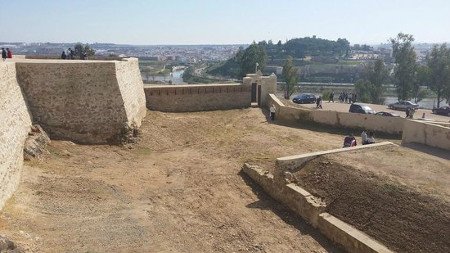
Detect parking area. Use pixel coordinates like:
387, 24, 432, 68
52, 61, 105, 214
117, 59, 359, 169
285, 99, 450, 123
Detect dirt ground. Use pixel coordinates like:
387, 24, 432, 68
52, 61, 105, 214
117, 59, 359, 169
291, 148, 450, 253
0, 108, 369, 253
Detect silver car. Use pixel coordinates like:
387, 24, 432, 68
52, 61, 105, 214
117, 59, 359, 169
388, 101, 419, 111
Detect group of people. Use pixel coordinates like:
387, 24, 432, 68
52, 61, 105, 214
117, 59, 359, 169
1, 48, 13, 61
61, 48, 74, 60
61, 48, 87, 60
343, 130, 375, 148
338, 91, 357, 104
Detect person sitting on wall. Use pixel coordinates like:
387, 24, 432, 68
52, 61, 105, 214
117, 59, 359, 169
269, 104, 276, 121
362, 131, 376, 145
6, 48, 13, 58
61, 51, 67, 59
343, 134, 357, 148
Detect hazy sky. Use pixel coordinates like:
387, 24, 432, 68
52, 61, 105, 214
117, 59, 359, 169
1, 0, 449, 45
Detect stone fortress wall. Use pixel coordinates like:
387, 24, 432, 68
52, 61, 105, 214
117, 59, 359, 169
144, 73, 277, 112
0, 62, 32, 209
16, 58, 146, 144
0, 58, 146, 208
144, 84, 252, 112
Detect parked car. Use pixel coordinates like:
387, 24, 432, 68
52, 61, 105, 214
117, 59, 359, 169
432, 106, 450, 116
375, 111, 400, 117
292, 93, 317, 104
388, 101, 419, 111
349, 103, 375, 114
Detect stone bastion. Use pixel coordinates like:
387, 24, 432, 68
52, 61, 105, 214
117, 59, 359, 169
0, 58, 146, 208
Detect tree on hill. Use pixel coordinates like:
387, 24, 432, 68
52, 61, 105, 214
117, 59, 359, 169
74, 43, 95, 59
282, 56, 299, 99
390, 33, 417, 101
239, 43, 267, 77
283, 37, 350, 58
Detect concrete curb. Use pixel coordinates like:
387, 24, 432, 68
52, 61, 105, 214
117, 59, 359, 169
276, 141, 395, 171
243, 164, 394, 253
242, 142, 397, 253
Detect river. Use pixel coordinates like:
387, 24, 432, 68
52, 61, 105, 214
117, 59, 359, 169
142, 68, 185, 85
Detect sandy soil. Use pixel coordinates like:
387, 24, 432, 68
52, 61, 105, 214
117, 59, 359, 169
282, 97, 450, 123
291, 148, 450, 253
0, 108, 361, 253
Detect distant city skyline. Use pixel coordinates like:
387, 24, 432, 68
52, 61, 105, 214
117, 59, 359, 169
1, 0, 450, 45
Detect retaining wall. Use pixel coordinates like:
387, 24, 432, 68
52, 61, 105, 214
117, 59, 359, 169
16, 58, 146, 144
0, 62, 32, 209
402, 120, 450, 151
243, 164, 393, 253
144, 84, 251, 112
268, 94, 405, 135
243, 143, 396, 253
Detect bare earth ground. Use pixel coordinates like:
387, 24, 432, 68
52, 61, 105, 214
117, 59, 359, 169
282, 97, 450, 123
291, 146, 450, 253
0, 108, 370, 253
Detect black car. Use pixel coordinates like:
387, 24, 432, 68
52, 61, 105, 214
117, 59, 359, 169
292, 93, 317, 104
375, 111, 400, 117
432, 106, 450, 116
349, 103, 375, 114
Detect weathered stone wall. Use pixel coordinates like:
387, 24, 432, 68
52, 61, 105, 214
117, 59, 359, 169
16, 58, 146, 144
115, 58, 147, 129
0, 62, 32, 209
402, 120, 450, 150
243, 73, 277, 106
144, 84, 251, 112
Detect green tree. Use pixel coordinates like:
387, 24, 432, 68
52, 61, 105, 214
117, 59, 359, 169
354, 79, 373, 103
239, 43, 267, 77
282, 56, 299, 99
413, 65, 431, 103
354, 59, 388, 104
74, 43, 95, 59
390, 33, 417, 101
365, 59, 388, 103
427, 44, 450, 107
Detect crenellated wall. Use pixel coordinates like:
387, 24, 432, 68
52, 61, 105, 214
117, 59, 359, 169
15, 58, 146, 144
144, 84, 251, 112
0, 62, 32, 209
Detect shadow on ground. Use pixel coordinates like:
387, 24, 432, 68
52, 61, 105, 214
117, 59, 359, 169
238, 170, 344, 253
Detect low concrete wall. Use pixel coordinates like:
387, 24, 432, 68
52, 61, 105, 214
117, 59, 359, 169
144, 84, 251, 112
268, 94, 405, 135
402, 120, 450, 151
276, 142, 395, 171
16, 58, 146, 144
242, 163, 393, 253
0, 62, 32, 209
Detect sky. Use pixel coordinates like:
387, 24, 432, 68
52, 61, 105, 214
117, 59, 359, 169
1, 0, 449, 45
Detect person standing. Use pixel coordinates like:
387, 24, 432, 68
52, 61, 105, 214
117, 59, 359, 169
1, 48, 6, 61
269, 104, 276, 121
6, 48, 12, 58
61, 51, 67, 59
68, 48, 74, 59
